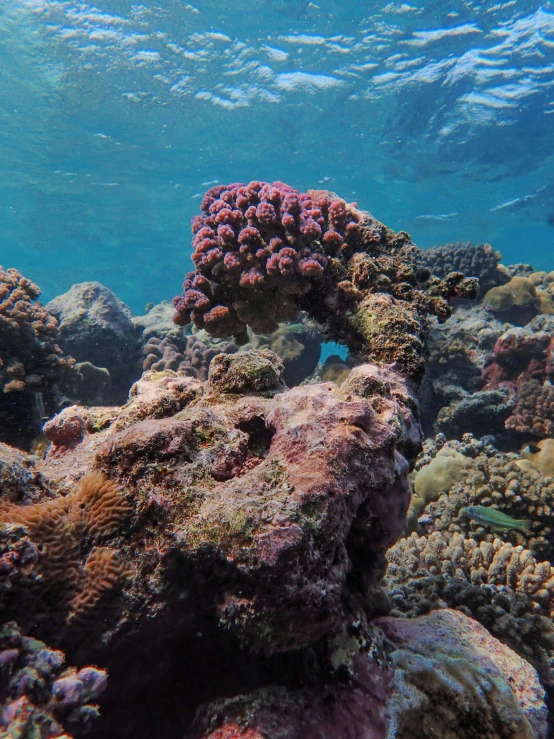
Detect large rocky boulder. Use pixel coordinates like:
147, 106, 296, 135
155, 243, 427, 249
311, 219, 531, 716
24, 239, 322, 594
46, 282, 140, 403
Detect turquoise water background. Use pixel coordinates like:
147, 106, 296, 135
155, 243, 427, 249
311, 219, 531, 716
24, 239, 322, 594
1, 0, 553, 314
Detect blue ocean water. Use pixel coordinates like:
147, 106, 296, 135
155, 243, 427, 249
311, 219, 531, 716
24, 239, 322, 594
1, 0, 553, 313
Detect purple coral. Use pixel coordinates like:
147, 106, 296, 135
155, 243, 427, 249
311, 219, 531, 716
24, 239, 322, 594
173, 181, 362, 338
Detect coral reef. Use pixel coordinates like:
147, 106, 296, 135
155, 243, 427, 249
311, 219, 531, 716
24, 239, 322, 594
5, 198, 553, 737
173, 181, 477, 381
418, 241, 508, 292
46, 282, 140, 403
0, 621, 107, 738
188, 609, 546, 739
386, 531, 554, 685
0, 266, 80, 450
409, 434, 554, 560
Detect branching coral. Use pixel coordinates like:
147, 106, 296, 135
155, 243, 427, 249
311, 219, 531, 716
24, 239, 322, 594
386, 531, 554, 684
411, 435, 554, 560
0, 266, 77, 396
0, 621, 107, 738
173, 182, 477, 381
0, 266, 80, 448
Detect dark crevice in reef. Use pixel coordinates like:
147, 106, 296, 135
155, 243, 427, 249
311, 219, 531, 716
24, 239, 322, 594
236, 415, 274, 457
86, 614, 328, 739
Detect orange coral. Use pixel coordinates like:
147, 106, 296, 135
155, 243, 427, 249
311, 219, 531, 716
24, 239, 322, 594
0, 471, 133, 629
69, 546, 133, 619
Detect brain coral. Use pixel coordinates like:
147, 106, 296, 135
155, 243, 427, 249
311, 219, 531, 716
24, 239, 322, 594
0, 471, 133, 640
173, 181, 477, 381
386, 530, 554, 686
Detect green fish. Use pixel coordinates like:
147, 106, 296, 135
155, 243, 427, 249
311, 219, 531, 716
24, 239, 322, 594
461, 505, 531, 534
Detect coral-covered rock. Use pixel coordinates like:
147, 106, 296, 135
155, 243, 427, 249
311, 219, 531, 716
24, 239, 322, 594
187, 610, 547, 739
386, 531, 554, 685
0, 352, 416, 665
0, 621, 107, 739
174, 182, 477, 382
244, 320, 322, 387
419, 303, 510, 438
482, 317, 554, 439
0, 266, 79, 449
46, 282, 140, 403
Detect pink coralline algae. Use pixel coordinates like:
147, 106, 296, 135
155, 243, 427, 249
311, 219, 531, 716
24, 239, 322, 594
174, 182, 477, 381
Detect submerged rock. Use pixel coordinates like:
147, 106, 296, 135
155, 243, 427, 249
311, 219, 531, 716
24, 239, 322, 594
187, 609, 546, 739
46, 281, 140, 403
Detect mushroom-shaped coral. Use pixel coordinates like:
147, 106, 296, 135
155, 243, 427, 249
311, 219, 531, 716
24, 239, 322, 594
174, 182, 477, 382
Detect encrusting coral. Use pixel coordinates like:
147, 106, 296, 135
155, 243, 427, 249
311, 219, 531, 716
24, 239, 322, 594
0, 620, 107, 738
173, 181, 477, 381
483, 276, 553, 325
386, 531, 554, 686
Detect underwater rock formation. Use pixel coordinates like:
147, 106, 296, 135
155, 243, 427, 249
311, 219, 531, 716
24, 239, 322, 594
173, 181, 477, 381
0, 621, 107, 738
187, 609, 547, 739
7, 352, 413, 657
0, 266, 79, 449
0, 348, 428, 736
46, 282, 140, 404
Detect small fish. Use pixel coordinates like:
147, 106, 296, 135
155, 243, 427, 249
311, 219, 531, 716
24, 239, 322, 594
461, 505, 531, 534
